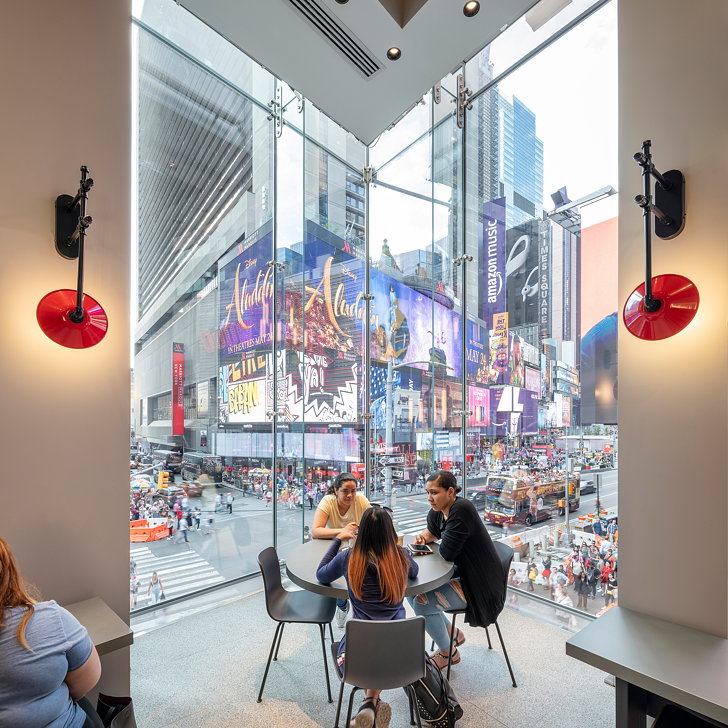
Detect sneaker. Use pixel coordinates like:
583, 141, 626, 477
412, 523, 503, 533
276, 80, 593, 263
335, 605, 347, 628
349, 699, 376, 728
375, 701, 392, 728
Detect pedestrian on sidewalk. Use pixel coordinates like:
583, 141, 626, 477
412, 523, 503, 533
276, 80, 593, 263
226, 493, 234, 514
194, 507, 202, 530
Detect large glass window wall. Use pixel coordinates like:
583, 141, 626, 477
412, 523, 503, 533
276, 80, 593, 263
131, 0, 618, 619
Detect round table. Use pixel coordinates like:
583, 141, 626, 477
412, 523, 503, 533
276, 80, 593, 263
285, 538, 454, 599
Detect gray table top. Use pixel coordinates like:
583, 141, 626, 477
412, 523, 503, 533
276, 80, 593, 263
286, 538, 454, 599
64, 597, 133, 657
566, 606, 728, 725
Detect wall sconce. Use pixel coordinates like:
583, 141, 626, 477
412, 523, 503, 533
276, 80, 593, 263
623, 140, 698, 340
36, 166, 108, 348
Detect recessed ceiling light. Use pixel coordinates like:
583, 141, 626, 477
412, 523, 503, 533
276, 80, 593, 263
334, 0, 349, 4
463, 1, 480, 17
386, 47, 401, 61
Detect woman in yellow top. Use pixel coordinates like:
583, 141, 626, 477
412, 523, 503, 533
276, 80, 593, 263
312, 473, 371, 627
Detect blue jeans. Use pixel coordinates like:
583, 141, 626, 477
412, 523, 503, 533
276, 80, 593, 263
336, 598, 347, 611
408, 579, 467, 651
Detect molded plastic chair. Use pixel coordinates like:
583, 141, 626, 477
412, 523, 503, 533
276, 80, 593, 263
432, 540, 517, 686
257, 547, 337, 703
332, 617, 426, 728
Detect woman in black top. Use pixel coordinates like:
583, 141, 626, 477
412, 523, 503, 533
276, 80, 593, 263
410, 470, 505, 669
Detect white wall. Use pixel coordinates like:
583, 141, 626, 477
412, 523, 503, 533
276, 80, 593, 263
0, 0, 131, 692
618, 0, 728, 637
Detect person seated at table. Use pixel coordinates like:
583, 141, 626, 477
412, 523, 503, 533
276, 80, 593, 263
0, 537, 103, 728
316, 505, 418, 728
410, 470, 505, 670
312, 473, 371, 627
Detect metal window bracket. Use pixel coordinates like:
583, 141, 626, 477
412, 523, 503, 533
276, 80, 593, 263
363, 166, 375, 185
452, 410, 473, 418
267, 85, 283, 138
433, 82, 441, 104
361, 413, 374, 420
453, 254, 473, 267
361, 292, 374, 301
266, 260, 287, 271
456, 74, 473, 129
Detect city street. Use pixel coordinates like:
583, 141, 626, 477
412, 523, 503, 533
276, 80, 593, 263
130, 472, 618, 610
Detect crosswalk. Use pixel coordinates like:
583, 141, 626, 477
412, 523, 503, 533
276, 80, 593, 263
130, 544, 226, 606
389, 503, 428, 536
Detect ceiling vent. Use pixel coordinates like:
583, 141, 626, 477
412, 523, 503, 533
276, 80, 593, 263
287, 0, 382, 78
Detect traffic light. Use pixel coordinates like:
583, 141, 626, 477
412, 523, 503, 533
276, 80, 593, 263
157, 470, 170, 490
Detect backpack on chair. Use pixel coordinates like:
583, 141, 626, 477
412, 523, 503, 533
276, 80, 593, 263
406, 653, 464, 727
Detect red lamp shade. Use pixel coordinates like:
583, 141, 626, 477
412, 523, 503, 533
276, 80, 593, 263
623, 273, 699, 341
36, 289, 108, 349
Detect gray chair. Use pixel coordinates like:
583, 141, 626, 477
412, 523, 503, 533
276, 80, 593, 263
257, 547, 337, 703
332, 617, 426, 728
432, 540, 517, 686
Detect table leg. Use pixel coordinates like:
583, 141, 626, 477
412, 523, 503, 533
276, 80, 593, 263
615, 678, 647, 728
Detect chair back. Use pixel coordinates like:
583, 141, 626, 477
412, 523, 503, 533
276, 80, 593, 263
493, 540, 514, 588
342, 617, 426, 690
258, 547, 288, 621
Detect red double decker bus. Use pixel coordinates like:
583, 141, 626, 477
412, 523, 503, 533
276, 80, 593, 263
479, 472, 580, 527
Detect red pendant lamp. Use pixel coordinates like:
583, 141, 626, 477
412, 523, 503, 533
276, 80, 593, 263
37, 166, 109, 349
623, 141, 697, 341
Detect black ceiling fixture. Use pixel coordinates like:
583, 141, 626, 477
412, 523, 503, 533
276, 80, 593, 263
386, 47, 401, 61
463, 1, 480, 17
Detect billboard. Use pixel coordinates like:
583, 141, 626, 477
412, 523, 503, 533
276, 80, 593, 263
489, 386, 539, 436
466, 320, 489, 384
580, 216, 618, 424
218, 234, 274, 359
468, 386, 490, 426
481, 198, 506, 324
172, 342, 185, 435
525, 366, 541, 394
505, 219, 543, 328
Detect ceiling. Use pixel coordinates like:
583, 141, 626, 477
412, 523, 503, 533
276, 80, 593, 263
177, 0, 538, 145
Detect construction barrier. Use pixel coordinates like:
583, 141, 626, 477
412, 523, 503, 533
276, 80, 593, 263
130, 518, 169, 543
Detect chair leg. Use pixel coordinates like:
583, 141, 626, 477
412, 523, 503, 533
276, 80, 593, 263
318, 623, 334, 703
494, 620, 517, 688
257, 622, 282, 703
446, 612, 457, 681
407, 685, 416, 725
328, 621, 335, 643
333, 680, 345, 728
429, 638, 435, 651
407, 686, 423, 728
344, 686, 360, 727
485, 624, 493, 649
273, 622, 285, 661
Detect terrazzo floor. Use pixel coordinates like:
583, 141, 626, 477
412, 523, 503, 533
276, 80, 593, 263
131, 579, 615, 728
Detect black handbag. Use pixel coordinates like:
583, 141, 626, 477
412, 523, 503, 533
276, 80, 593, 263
96, 694, 137, 728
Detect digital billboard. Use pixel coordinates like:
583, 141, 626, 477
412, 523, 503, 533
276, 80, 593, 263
580, 216, 618, 424
481, 198, 506, 324
525, 367, 541, 394
505, 218, 545, 328
466, 320, 489, 384
489, 386, 539, 435
468, 386, 490, 426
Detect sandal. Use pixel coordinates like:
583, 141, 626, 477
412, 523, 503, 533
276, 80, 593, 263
431, 648, 460, 670
350, 698, 377, 728
448, 625, 466, 648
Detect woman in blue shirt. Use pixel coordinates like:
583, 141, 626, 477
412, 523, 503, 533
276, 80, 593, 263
317, 506, 418, 728
0, 537, 102, 728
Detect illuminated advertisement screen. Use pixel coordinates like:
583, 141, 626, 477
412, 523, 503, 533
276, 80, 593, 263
466, 320, 489, 384
525, 367, 541, 394
489, 386, 538, 435
468, 386, 490, 426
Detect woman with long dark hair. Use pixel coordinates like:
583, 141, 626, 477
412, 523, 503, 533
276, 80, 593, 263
312, 473, 372, 627
317, 506, 418, 728
0, 537, 102, 727
410, 470, 505, 669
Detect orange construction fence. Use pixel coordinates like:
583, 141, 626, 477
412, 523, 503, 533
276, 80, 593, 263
130, 519, 169, 543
